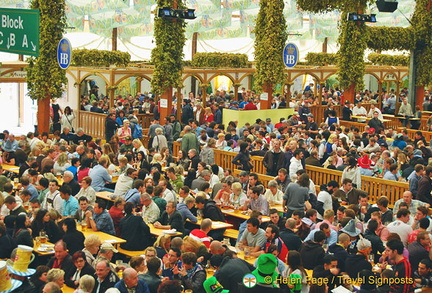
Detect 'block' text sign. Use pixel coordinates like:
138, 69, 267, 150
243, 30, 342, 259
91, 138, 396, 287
0, 8, 40, 56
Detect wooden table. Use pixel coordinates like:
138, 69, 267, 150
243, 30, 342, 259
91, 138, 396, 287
77, 224, 126, 245
270, 205, 284, 213
148, 223, 182, 237
187, 218, 233, 230
221, 208, 270, 222
2, 165, 19, 174
236, 249, 257, 265
33, 240, 55, 256
62, 285, 75, 293
96, 191, 115, 202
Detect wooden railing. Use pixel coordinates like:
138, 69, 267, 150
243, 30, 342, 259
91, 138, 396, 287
305, 165, 407, 207
173, 141, 407, 207
78, 110, 154, 141
78, 111, 106, 139
233, 169, 274, 188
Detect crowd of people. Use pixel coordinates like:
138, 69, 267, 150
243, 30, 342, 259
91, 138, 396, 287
1, 86, 432, 293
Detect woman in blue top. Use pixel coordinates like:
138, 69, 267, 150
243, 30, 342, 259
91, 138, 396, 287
116, 110, 126, 126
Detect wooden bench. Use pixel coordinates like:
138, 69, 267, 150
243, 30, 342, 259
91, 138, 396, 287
223, 229, 239, 240
232, 169, 274, 188
117, 247, 146, 258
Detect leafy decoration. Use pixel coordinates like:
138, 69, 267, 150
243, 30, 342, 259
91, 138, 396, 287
72, 49, 130, 67
337, 12, 367, 91
305, 53, 338, 66
366, 27, 415, 51
151, 0, 186, 95
253, 0, 287, 92
191, 53, 250, 68
368, 53, 409, 66
26, 0, 67, 100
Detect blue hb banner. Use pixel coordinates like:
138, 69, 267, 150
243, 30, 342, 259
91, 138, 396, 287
57, 38, 72, 69
283, 43, 299, 68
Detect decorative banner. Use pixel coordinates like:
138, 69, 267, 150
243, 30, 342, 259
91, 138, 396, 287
283, 43, 299, 68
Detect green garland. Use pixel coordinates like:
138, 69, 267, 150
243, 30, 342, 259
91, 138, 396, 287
253, 0, 287, 92
411, 0, 432, 86
337, 12, 367, 91
26, 0, 67, 100
367, 27, 415, 51
151, 0, 186, 95
305, 53, 338, 66
72, 49, 130, 67
367, 53, 409, 66
191, 53, 249, 68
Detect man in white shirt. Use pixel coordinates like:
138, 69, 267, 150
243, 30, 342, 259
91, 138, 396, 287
289, 150, 304, 181
113, 168, 136, 198
44, 179, 63, 214
317, 181, 339, 219
367, 101, 383, 120
387, 208, 413, 247
140, 192, 160, 223
158, 179, 177, 204
352, 101, 367, 122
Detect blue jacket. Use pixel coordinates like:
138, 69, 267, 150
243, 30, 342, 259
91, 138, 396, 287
114, 279, 150, 293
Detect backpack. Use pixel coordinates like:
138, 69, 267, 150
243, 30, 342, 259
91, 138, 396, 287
132, 123, 143, 139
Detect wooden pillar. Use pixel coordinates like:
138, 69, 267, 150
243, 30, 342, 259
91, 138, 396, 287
233, 85, 239, 101
37, 97, 51, 133
318, 83, 325, 105
136, 77, 143, 93
378, 81, 383, 109
344, 83, 356, 104
262, 82, 272, 109
285, 83, 292, 106
159, 88, 173, 125
108, 88, 116, 108
201, 85, 207, 101
313, 79, 318, 99
112, 28, 118, 51
322, 37, 328, 53
416, 85, 425, 108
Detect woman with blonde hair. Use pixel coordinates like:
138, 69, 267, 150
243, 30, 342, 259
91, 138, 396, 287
153, 234, 171, 258
150, 153, 163, 165
117, 119, 131, 144
99, 154, 117, 174
132, 139, 147, 157
215, 133, 227, 150
204, 107, 214, 122
102, 143, 114, 156
229, 182, 247, 207
83, 235, 102, 266
73, 275, 95, 293
152, 128, 168, 152
53, 153, 70, 175
182, 236, 208, 260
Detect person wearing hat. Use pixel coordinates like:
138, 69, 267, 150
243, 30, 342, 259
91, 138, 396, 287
245, 253, 279, 292
203, 276, 229, 293
344, 237, 373, 279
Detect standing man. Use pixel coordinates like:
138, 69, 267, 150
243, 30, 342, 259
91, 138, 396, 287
181, 99, 194, 126
385, 239, 414, 292
105, 113, 119, 142
181, 126, 200, 155
263, 140, 285, 176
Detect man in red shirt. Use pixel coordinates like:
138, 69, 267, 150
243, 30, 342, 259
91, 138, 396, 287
244, 99, 258, 110
189, 218, 212, 248
385, 239, 415, 293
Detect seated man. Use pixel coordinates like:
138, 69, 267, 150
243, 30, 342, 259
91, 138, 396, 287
189, 218, 212, 248
414, 258, 432, 288
114, 168, 136, 199
300, 230, 325, 270
47, 240, 74, 273
239, 218, 266, 255
114, 268, 150, 293
312, 255, 342, 291
154, 201, 185, 235
93, 259, 119, 293
85, 199, 116, 236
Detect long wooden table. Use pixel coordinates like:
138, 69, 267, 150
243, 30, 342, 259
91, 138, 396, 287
33, 240, 55, 256
187, 218, 233, 230
96, 191, 115, 202
2, 164, 19, 174
76, 224, 127, 246
148, 223, 182, 237
221, 208, 270, 222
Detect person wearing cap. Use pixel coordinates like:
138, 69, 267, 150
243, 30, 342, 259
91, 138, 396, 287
203, 276, 230, 293
245, 253, 279, 291
344, 237, 373, 279
93, 242, 119, 274
358, 153, 373, 176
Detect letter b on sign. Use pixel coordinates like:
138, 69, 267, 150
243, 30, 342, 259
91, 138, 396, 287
283, 43, 299, 68
57, 38, 72, 69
